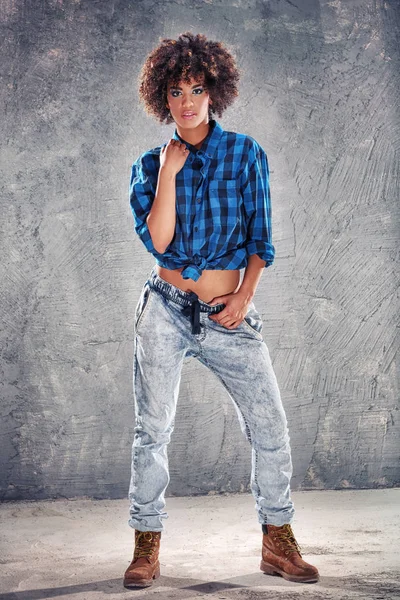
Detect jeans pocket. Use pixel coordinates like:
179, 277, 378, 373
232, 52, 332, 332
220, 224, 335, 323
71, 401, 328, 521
135, 283, 153, 331
242, 303, 263, 338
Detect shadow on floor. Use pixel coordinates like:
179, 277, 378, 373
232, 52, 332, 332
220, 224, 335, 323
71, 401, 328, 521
1, 571, 400, 600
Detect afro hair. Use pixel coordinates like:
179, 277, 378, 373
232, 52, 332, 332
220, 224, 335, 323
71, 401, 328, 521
138, 31, 241, 124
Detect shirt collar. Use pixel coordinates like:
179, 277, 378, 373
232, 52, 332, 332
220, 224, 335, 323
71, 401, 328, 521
172, 118, 224, 159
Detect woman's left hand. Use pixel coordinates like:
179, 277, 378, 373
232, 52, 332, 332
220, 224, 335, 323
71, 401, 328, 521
208, 290, 251, 329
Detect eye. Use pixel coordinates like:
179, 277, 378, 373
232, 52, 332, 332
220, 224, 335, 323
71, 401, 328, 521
169, 88, 204, 97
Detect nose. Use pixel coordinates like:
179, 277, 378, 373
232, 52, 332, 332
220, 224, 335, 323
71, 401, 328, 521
182, 93, 194, 108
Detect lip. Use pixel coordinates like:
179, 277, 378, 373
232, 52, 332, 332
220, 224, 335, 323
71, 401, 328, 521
182, 112, 196, 118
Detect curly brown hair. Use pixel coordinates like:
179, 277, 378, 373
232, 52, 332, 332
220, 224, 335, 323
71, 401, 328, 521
138, 31, 241, 124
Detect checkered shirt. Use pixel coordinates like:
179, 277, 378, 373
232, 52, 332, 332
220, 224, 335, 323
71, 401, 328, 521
129, 118, 275, 282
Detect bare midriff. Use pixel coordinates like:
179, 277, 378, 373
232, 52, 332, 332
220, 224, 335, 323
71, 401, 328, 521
156, 265, 241, 303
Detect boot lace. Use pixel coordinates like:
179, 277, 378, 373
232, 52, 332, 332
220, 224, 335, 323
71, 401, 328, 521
134, 531, 159, 561
272, 524, 302, 557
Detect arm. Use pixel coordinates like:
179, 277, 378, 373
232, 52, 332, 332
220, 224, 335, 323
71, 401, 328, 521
129, 154, 160, 255
238, 253, 267, 302
146, 167, 177, 254
129, 140, 189, 254
208, 254, 266, 329
241, 144, 275, 267
209, 142, 273, 329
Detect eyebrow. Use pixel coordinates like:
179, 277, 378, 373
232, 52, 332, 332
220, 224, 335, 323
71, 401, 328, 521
169, 83, 204, 90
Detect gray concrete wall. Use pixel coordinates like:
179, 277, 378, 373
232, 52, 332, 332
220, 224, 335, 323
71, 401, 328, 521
0, 0, 398, 501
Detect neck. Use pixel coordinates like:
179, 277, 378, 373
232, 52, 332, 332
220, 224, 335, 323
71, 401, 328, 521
176, 119, 211, 150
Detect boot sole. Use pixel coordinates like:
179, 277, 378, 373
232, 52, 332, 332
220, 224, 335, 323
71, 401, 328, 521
123, 563, 161, 588
260, 559, 319, 583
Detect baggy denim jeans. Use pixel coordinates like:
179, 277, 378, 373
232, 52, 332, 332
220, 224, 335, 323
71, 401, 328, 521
128, 266, 295, 532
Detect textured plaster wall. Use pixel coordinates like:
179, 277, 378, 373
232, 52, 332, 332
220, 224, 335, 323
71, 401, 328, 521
0, 0, 399, 501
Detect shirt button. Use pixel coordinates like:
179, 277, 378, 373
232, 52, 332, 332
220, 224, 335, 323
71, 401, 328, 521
197, 197, 201, 203
194, 226, 198, 232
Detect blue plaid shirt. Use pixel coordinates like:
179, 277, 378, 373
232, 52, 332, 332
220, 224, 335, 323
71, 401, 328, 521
129, 118, 275, 282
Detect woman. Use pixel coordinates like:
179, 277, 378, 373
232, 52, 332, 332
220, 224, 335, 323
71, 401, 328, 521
124, 31, 319, 588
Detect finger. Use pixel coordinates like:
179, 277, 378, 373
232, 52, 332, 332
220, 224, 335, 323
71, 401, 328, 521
218, 318, 235, 329
218, 313, 235, 324
223, 314, 243, 326
209, 296, 226, 305
221, 320, 238, 329
209, 313, 227, 324
212, 311, 228, 322
223, 318, 241, 329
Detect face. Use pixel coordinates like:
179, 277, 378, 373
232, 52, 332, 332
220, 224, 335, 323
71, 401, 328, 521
166, 76, 212, 127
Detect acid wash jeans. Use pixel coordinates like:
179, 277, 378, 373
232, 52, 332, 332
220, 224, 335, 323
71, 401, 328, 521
128, 266, 295, 532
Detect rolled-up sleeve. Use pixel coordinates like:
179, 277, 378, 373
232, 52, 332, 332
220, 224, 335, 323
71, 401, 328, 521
241, 142, 275, 267
129, 153, 159, 254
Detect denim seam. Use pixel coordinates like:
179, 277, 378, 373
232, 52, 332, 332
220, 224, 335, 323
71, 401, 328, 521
197, 353, 262, 505
135, 287, 154, 332
133, 339, 137, 386
253, 448, 261, 518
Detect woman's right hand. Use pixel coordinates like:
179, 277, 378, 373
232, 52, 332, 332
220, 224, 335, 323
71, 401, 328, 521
159, 139, 190, 176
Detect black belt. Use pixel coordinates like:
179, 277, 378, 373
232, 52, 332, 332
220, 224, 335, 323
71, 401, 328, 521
181, 292, 225, 335
147, 273, 224, 335
181, 291, 202, 334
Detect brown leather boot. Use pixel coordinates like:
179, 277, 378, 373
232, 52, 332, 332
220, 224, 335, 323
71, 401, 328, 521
260, 523, 319, 583
123, 530, 161, 588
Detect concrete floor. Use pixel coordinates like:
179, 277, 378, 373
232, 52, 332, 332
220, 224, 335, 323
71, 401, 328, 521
0, 489, 399, 600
